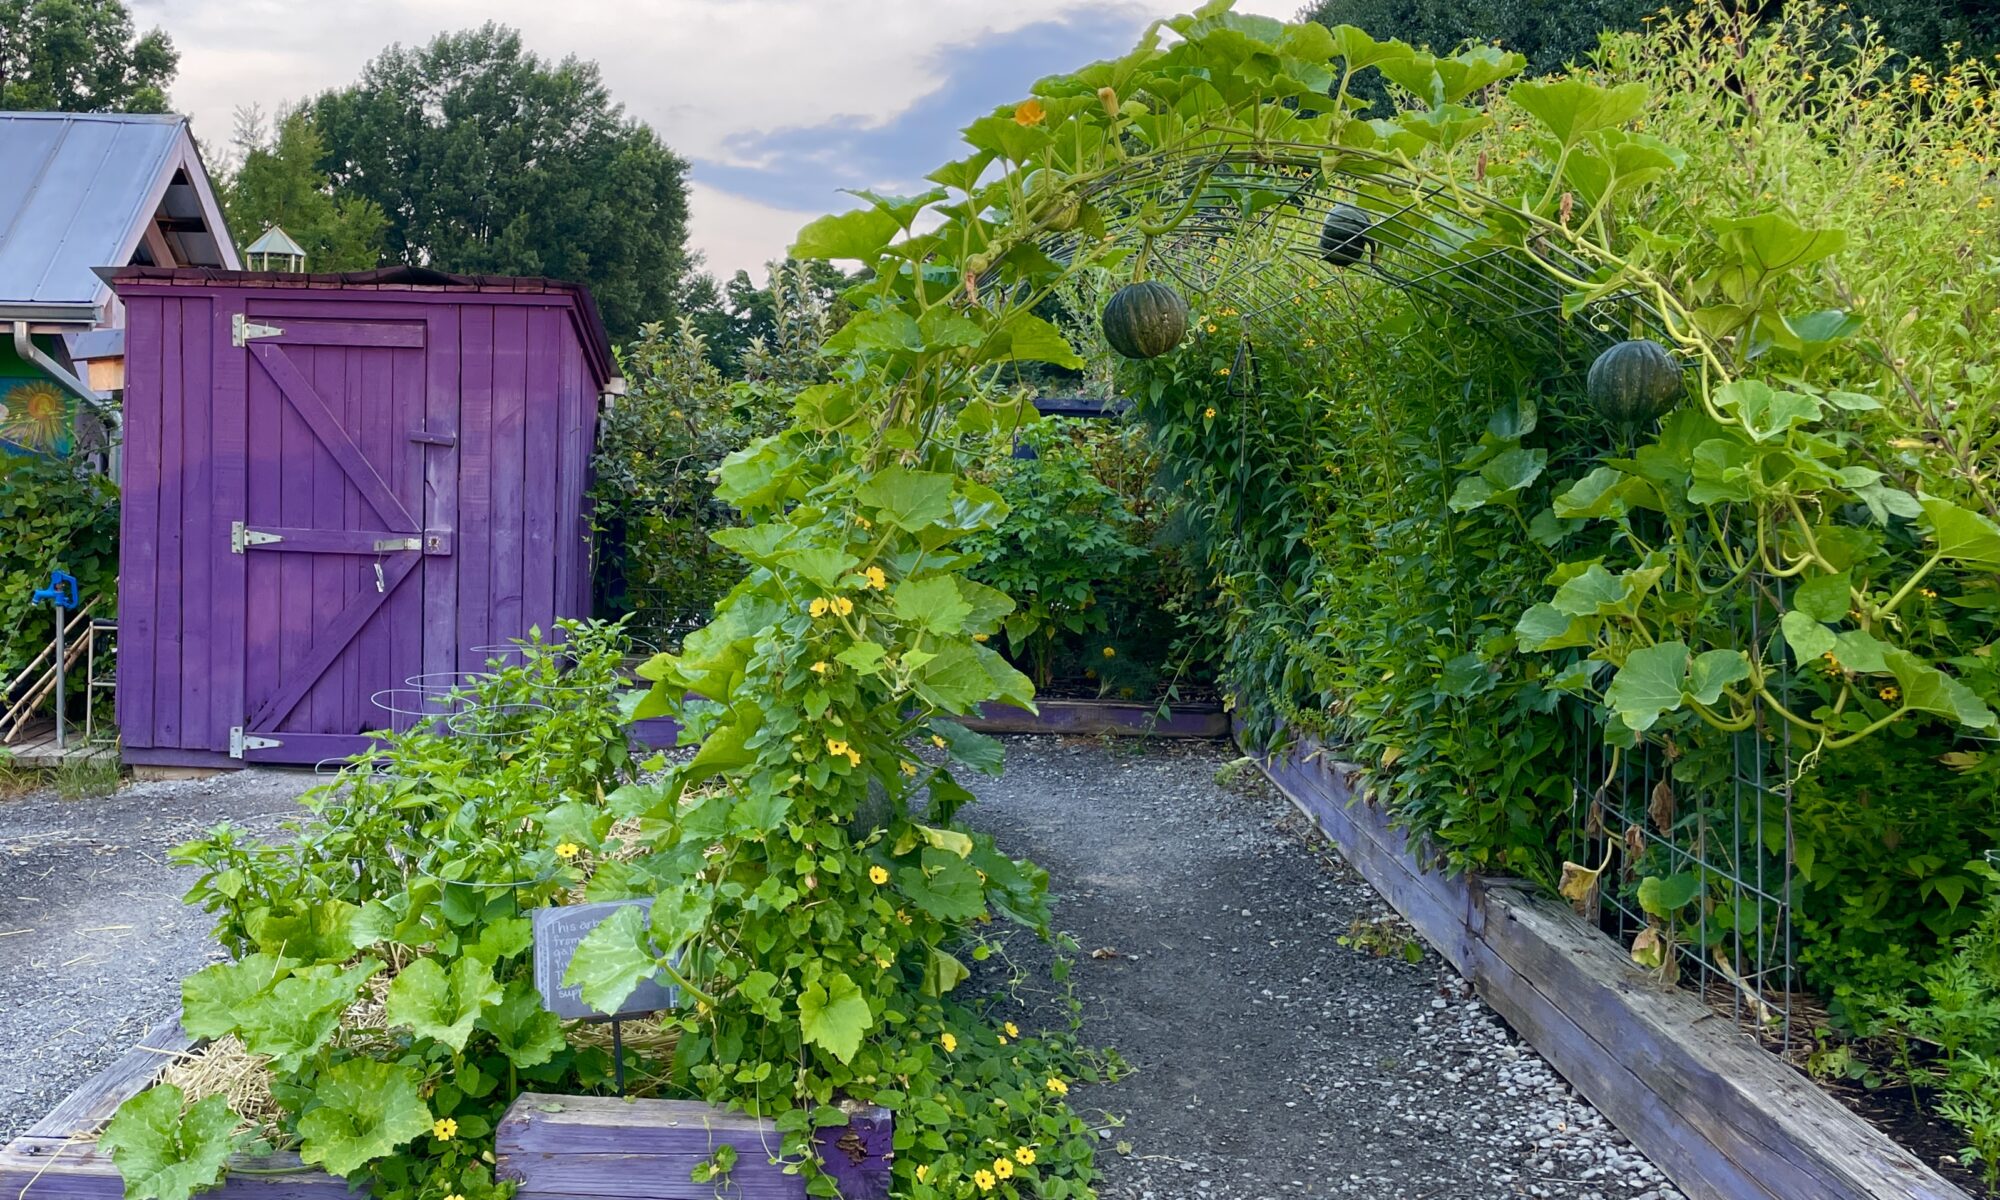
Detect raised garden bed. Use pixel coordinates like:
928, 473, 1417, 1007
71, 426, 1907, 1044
0, 1025, 891, 1200
1249, 730, 1972, 1200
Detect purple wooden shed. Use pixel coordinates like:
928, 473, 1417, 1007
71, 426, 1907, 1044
107, 266, 617, 767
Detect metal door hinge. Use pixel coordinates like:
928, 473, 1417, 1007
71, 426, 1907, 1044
229, 726, 282, 758
230, 521, 284, 553
232, 314, 283, 346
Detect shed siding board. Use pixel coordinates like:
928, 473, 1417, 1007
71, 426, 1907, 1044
113, 275, 606, 767
524, 308, 560, 637
490, 306, 527, 652
458, 305, 494, 666
118, 294, 161, 746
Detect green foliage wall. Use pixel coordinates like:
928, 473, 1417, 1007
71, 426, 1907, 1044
0, 453, 117, 686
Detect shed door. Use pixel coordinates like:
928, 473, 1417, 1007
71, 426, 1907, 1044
230, 313, 455, 764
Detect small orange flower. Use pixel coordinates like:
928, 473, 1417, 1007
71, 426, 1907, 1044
1013, 99, 1046, 126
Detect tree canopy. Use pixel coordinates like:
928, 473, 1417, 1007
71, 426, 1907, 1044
0, 0, 177, 112
222, 109, 387, 273
307, 24, 693, 341
1298, 0, 2000, 75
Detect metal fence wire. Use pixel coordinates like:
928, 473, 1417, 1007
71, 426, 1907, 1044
1021, 142, 1801, 1042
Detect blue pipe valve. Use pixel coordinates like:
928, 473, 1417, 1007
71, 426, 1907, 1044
32, 569, 79, 610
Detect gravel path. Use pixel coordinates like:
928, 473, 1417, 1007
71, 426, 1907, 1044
962, 737, 1681, 1200
0, 738, 1681, 1200
0, 770, 319, 1142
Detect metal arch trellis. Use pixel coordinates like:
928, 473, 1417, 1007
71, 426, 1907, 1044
1020, 141, 1803, 1045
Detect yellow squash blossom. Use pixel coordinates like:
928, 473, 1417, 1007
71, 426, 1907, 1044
1013, 99, 1045, 126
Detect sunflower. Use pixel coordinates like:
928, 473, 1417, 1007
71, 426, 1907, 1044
1, 379, 68, 450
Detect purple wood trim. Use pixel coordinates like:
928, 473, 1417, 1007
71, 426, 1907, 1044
489, 307, 527, 644
423, 307, 462, 713
1249, 728, 1972, 1200
248, 343, 418, 533
496, 1093, 892, 1200
274, 345, 313, 733
269, 320, 425, 348
456, 305, 494, 669
212, 295, 251, 757
0, 1143, 361, 1200
249, 552, 419, 731
242, 731, 385, 765
626, 715, 685, 750
522, 309, 560, 634
180, 298, 215, 752
553, 329, 578, 621
243, 317, 283, 743
23, 1021, 191, 1138
119, 295, 162, 747
961, 699, 1229, 739
154, 296, 184, 746
308, 346, 345, 732
238, 528, 443, 555
120, 745, 240, 768
357, 344, 395, 732
387, 347, 424, 733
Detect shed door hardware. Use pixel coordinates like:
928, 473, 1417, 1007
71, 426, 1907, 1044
373, 536, 422, 552
232, 314, 284, 346
230, 520, 284, 553
229, 726, 282, 758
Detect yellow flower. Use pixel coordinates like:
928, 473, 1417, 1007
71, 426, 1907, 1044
1217, 366, 1231, 376
973, 632, 990, 642
932, 735, 947, 749
1102, 646, 1116, 659
856, 516, 872, 530
845, 748, 861, 767
809, 660, 830, 675
864, 565, 888, 590
940, 1032, 958, 1053
1203, 406, 1217, 419
900, 760, 918, 776
1014, 1146, 1036, 1165
432, 1118, 458, 1142
1205, 323, 1218, 333
833, 596, 855, 617
1980, 196, 1996, 210
1911, 72, 1932, 94
1013, 98, 1046, 126
973, 1169, 996, 1192
1045, 1076, 1068, 1096
556, 842, 580, 860
869, 865, 889, 884
827, 738, 850, 756
998, 1033, 1009, 1044
916, 1165, 929, 1182
897, 909, 912, 925
994, 1157, 1015, 1179
1920, 587, 1939, 599
1880, 685, 1901, 702
810, 597, 830, 618
444, 1194, 464, 1200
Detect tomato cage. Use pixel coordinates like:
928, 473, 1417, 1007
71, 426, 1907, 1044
1011, 140, 1802, 1045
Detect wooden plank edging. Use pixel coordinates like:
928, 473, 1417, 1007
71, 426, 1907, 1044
960, 699, 1228, 738
1249, 731, 1971, 1200
2, 1034, 891, 1200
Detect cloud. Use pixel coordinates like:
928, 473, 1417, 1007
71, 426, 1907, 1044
686, 180, 821, 280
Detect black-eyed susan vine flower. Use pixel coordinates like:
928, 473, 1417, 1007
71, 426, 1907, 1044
1005, 1021, 1019, 1038
810, 597, 830, 618
1045, 1076, 1069, 1096
993, 1157, 1015, 1179
1203, 406, 1217, 419
940, 1032, 958, 1053
973, 1169, 996, 1192
556, 842, 580, 860
869, 865, 889, 884
1014, 1146, 1036, 1165
1880, 685, 1901, 702
432, 1118, 458, 1142
864, 565, 887, 590
810, 660, 830, 674
1102, 646, 1116, 658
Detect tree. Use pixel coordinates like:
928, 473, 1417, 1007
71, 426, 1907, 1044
1298, 0, 2000, 75
0, 0, 176, 112
683, 258, 851, 371
222, 108, 387, 272
307, 25, 692, 342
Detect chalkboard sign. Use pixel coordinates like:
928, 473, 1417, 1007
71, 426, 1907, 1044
530, 899, 678, 1021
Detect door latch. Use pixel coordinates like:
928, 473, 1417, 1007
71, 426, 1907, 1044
372, 536, 422, 552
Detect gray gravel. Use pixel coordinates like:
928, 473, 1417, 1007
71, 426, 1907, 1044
0, 769, 319, 1142
961, 737, 1681, 1200
0, 737, 1682, 1200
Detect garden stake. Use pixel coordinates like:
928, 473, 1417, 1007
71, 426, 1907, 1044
30, 570, 80, 751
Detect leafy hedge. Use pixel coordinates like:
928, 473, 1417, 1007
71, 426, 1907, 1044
0, 452, 118, 688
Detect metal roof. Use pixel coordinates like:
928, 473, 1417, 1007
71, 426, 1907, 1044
244, 225, 306, 257
0, 113, 236, 324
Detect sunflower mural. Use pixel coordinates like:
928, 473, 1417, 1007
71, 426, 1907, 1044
0, 376, 73, 455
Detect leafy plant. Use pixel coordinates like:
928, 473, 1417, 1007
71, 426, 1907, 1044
0, 452, 118, 687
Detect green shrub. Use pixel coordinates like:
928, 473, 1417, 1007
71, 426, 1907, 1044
0, 452, 117, 688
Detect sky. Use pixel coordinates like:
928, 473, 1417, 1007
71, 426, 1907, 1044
135, 0, 1302, 284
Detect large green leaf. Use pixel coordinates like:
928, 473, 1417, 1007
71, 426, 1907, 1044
1637, 873, 1700, 917
479, 979, 567, 1068
1920, 497, 2000, 567
798, 970, 872, 1064
295, 1059, 432, 1178
1507, 78, 1648, 146
896, 848, 986, 920
791, 207, 901, 261
1780, 611, 1837, 662
1885, 649, 1996, 730
856, 466, 955, 532
1792, 571, 1852, 623
384, 955, 503, 1052
101, 1085, 236, 1200
563, 904, 661, 1016
1515, 603, 1595, 651
990, 313, 1084, 370
1715, 380, 1820, 442
237, 960, 380, 1072
1686, 650, 1751, 705
180, 953, 293, 1040
1551, 564, 1625, 616
924, 949, 971, 997
1604, 641, 1688, 732
893, 576, 973, 634
246, 900, 366, 962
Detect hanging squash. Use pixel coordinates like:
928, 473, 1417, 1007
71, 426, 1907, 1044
1318, 202, 1374, 266
1101, 281, 1189, 359
1586, 339, 1684, 424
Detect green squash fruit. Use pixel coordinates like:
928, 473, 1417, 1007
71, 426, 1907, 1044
1318, 202, 1373, 266
1587, 339, 1684, 424
1102, 281, 1189, 360
1035, 190, 1082, 233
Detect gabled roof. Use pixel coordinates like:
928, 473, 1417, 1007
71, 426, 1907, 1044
244, 225, 306, 258
0, 112, 237, 325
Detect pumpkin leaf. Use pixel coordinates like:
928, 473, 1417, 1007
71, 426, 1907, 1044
1885, 649, 1996, 730
1637, 873, 1701, 917
295, 1059, 432, 1178
1781, 611, 1837, 662
1793, 571, 1852, 624
1507, 78, 1649, 147
563, 903, 660, 1016
180, 953, 294, 1040
791, 207, 901, 261
1920, 497, 2000, 567
1604, 641, 1688, 732
478, 979, 567, 1069
384, 955, 504, 1052
1686, 650, 1751, 705
100, 1086, 236, 1200
798, 970, 872, 1064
